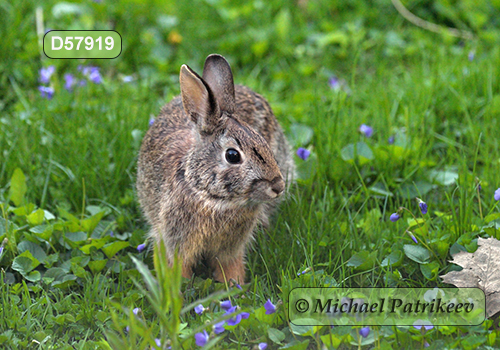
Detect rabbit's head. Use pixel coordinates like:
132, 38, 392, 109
180, 54, 285, 207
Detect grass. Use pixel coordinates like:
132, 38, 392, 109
1, 0, 500, 348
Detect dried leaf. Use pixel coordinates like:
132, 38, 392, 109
441, 237, 500, 318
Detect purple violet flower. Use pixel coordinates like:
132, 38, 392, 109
80, 66, 102, 84
296, 147, 311, 161
40, 66, 55, 84
417, 198, 428, 215
79, 65, 91, 75
359, 326, 370, 338
64, 73, 76, 91
133, 308, 141, 315
225, 306, 242, 326
195, 330, 209, 347
419, 202, 428, 215
413, 319, 434, 332
89, 69, 102, 84
224, 306, 249, 326
388, 135, 395, 144
494, 188, 500, 201
359, 124, 373, 138
390, 213, 400, 222
213, 321, 225, 334
408, 232, 418, 244
468, 51, 475, 62
155, 339, 161, 347
137, 243, 146, 252
194, 304, 204, 315
39, 86, 54, 99
258, 343, 268, 350
329, 76, 340, 90
220, 300, 232, 311
149, 117, 155, 127
264, 299, 276, 315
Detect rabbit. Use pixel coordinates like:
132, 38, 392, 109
136, 54, 295, 284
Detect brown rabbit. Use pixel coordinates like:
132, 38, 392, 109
136, 54, 295, 284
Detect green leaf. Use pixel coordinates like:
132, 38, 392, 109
428, 169, 458, 186
71, 256, 90, 267
58, 208, 79, 223
312, 31, 349, 47
70, 256, 90, 278
81, 211, 105, 233
346, 250, 377, 271
43, 267, 67, 284
275, 8, 291, 39
340, 142, 374, 165
86, 205, 111, 217
25, 270, 41, 282
61, 231, 87, 249
79, 238, 109, 254
0, 217, 7, 236
27, 209, 45, 226
485, 213, 500, 223
51, 274, 77, 289
450, 242, 467, 256
130, 255, 159, 295
88, 259, 108, 274
369, 184, 394, 197
381, 251, 403, 267
420, 261, 439, 280
17, 241, 47, 263
43, 253, 59, 267
403, 244, 430, 264
296, 152, 318, 181
289, 123, 314, 147
29, 224, 54, 241
460, 335, 487, 349
12, 251, 40, 274
52, 2, 85, 17
289, 321, 315, 335
279, 340, 310, 350
397, 181, 433, 198
54, 313, 76, 325
8, 168, 27, 206
10, 204, 35, 217
44, 210, 56, 221
102, 241, 130, 259
321, 333, 342, 348
268, 328, 285, 344
359, 208, 382, 234
407, 218, 425, 229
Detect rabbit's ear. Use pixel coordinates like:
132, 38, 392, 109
202, 54, 235, 114
180, 64, 222, 134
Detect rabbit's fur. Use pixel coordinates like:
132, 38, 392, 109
137, 54, 294, 283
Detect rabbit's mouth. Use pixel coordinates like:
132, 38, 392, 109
249, 176, 285, 202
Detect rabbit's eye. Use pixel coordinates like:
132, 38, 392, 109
225, 148, 241, 164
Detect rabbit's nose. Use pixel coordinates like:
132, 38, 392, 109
271, 177, 285, 196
